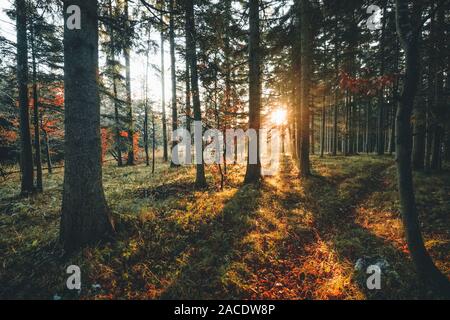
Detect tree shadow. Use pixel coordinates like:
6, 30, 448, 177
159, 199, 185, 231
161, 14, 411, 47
160, 184, 262, 299
302, 162, 430, 299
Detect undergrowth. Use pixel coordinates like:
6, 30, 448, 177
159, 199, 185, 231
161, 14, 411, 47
0, 155, 448, 299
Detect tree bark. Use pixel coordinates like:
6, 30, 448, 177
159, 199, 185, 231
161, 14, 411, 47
124, 0, 134, 165
144, 30, 151, 166
30, 22, 43, 192
395, 0, 450, 295
244, 0, 262, 184
169, 0, 179, 167
16, 0, 34, 195
320, 94, 325, 158
61, 0, 114, 252
377, 6, 387, 155
161, 10, 168, 163
298, 0, 311, 176
185, 0, 207, 188
108, 0, 123, 167
332, 14, 338, 156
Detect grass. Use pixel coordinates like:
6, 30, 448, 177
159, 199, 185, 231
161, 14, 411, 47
0, 154, 449, 299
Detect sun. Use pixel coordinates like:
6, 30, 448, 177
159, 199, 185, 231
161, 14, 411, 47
271, 108, 287, 126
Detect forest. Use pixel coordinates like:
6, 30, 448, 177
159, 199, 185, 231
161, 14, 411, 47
0, 0, 449, 300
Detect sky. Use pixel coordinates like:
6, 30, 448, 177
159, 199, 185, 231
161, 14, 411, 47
0, 0, 174, 113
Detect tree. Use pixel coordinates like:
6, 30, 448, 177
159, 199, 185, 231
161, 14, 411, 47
144, 28, 151, 167
160, 7, 169, 163
30, 12, 43, 192
376, 4, 387, 156
169, 0, 179, 167
185, 0, 207, 188
61, 0, 114, 252
124, 0, 134, 165
298, 0, 311, 176
395, 0, 450, 295
16, 0, 34, 194
105, 0, 123, 167
243, 0, 261, 184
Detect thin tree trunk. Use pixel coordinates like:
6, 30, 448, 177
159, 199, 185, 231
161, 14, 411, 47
390, 42, 400, 155
108, 0, 123, 167
366, 100, 371, 153
30, 22, 42, 192
185, 56, 191, 132
40, 110, 52, 174
377, 6, 387, 155
42, 127, 52, 173
61, 0, 114, 252
332, 14, 338, 156
152, 109, 156, 173
161, 11, 168, 162
223, 0, 232, 175
169, 0, 179, 167
185, 0, 207, 188
16, 0, 34, 194
124, 0, 134, 165
144, 30, 151, 166
320, 94, 325, 158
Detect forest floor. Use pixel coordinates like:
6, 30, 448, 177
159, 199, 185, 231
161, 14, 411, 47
0, 154, 449, 299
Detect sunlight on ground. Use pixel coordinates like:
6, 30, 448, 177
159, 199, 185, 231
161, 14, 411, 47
0, 155, 449, 299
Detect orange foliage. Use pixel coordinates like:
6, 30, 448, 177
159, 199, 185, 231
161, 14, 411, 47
339, 70, 396, 96
133, 132, 140, 160
101, 128, 113, 163
0, 127, 17, 143
120, 131, 141, 162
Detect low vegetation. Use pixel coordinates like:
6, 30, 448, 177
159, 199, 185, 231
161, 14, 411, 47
1, 155, 448, 299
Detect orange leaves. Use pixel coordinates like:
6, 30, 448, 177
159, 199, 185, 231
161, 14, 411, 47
0, 127, 17, 143
101, 128, 113, 163
118, 131, 141, 162
101, 128, 141, 163
25, 82, 65, 109
339, 70, 397, 96
132, 132, 141, 161
119, 131, 128, 138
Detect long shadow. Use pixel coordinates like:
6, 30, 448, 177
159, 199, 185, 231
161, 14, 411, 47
160, 183, 262, 299
302, 159, 430, 299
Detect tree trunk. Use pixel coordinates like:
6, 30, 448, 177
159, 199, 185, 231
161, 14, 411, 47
61, 0, 114, 252
377, 6, 387, 155
30, 23, 43, 192
320, 94, 325, 158
161, 11, 169, 163
40, 110, 52, 174
124, 0, 134, 165
244, 0, 262, 184
144, 30, 151, 166
169, 0, 179, 167
412, 102, 426, 170
395, 0, 450, 294
298, 0, 311, 176
223, 0, 232, 175
185, 0, 207, 188
152, 109, 156, 174
108, 0, 123, 167
332, 14, 339, 156
42, 127, 52, 174
16, 0, 34, 195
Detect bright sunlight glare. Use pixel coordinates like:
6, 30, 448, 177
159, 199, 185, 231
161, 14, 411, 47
271, 108, 287, 126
